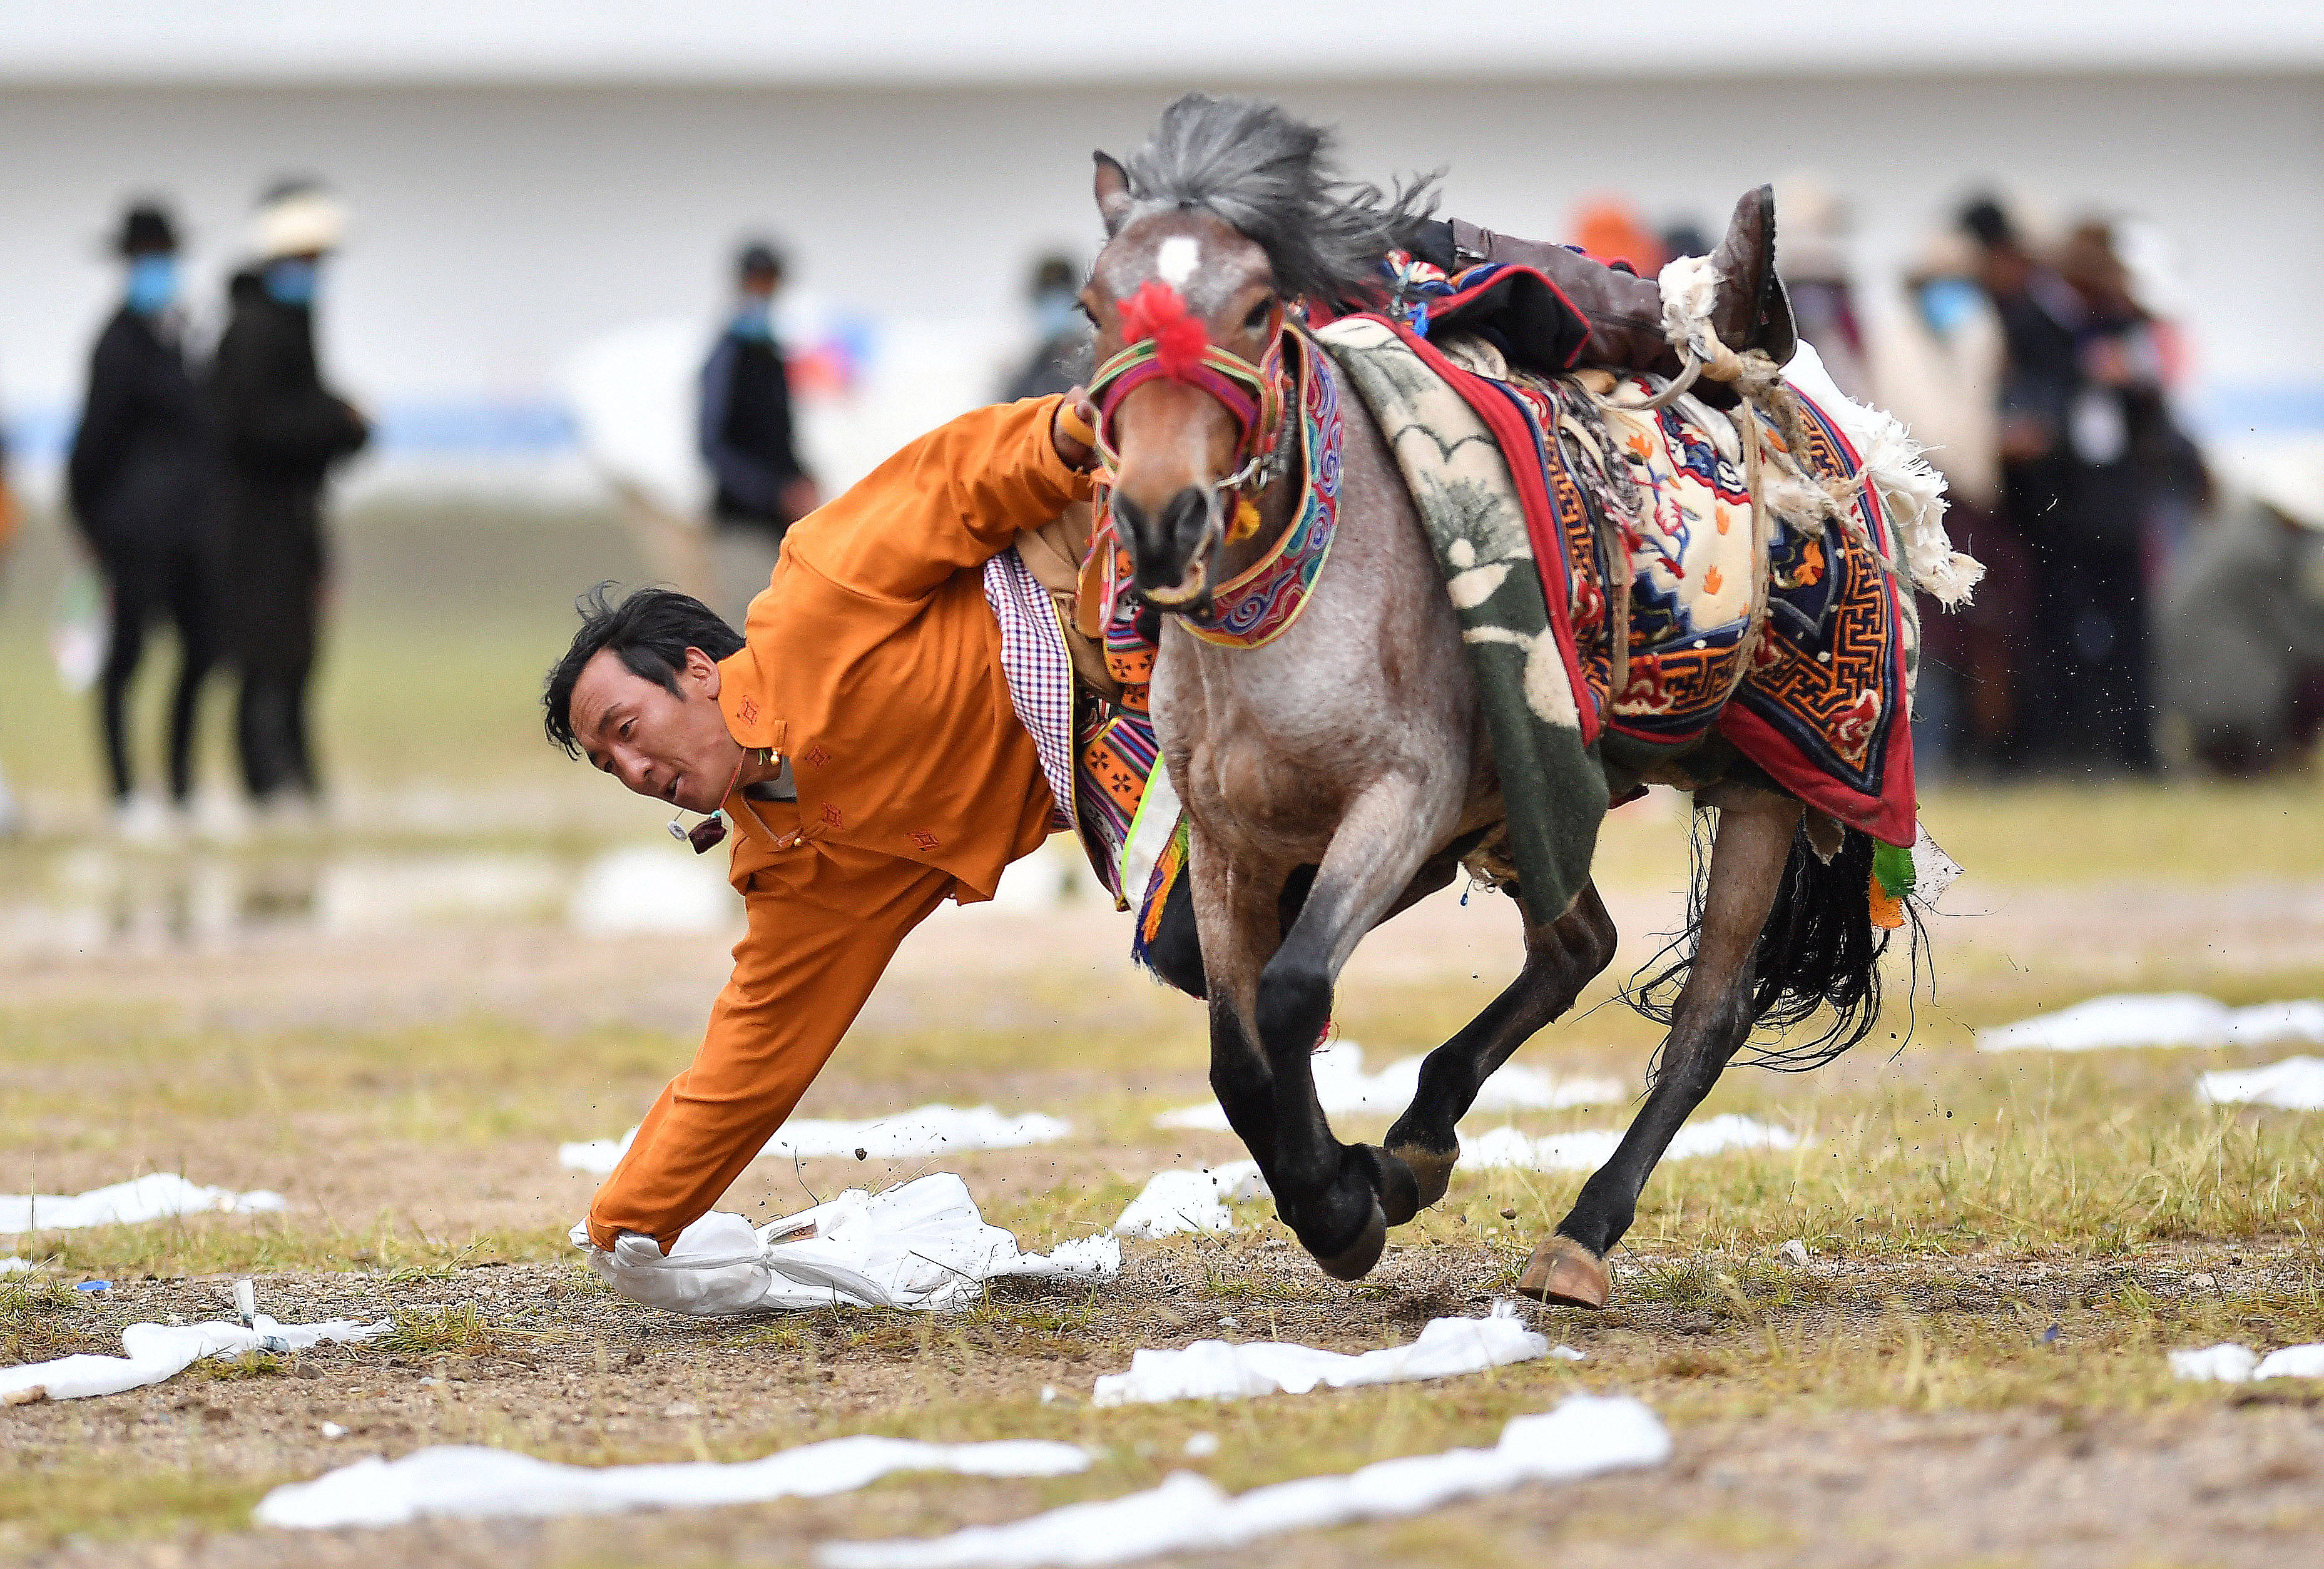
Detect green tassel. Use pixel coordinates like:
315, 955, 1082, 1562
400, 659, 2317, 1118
1872, 841, 1916, 898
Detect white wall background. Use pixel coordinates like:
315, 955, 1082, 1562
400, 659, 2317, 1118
2, 69, 2319, 497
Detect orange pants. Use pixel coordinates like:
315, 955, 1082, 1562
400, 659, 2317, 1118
584, 803, 957, 1252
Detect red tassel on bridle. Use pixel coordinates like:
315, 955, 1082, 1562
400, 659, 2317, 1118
1087, 279, 1289, 492
1116, 280, 1210, 381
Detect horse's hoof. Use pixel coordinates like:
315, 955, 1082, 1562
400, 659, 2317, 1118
1352, 1145, 1422, 1227
1384, 1141, 1457, 1212
1312, 1199, 1388, 1281
1517, 1234, 1611, 1309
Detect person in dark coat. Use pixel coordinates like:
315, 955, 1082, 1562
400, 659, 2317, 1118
999, 253, 1091, 403
699, 239, 817, 628
0, 386, 19, 838
208, 180, 369, 810
67, 201, 222, 833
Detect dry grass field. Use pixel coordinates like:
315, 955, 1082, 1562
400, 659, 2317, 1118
3, 508, 2321, 1566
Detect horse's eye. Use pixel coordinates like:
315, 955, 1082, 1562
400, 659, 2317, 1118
1243, 299, 1273, 332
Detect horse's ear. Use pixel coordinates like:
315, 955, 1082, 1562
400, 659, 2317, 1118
1093, 151, 1134, 236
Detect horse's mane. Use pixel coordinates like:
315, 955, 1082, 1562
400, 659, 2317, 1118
1119, 94, 1439, 316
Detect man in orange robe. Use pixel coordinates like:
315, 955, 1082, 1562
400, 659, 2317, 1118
544, 394, 1094, 1254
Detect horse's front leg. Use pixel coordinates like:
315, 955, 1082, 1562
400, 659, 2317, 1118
1384, 880, 1618, 1213
1188, 827, 1292, 1177
1247, 778, 1448, 1279
1520, 788, 1803, 1308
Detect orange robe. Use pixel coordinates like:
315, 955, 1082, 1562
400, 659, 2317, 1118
585, 396, 1091, 1251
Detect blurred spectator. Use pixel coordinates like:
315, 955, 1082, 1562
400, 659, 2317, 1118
0, 383, 18, 837
700, 238, 817, 629
210, 179, 370, 816
67, 201, 222, 841
1962, 197, 2179, 774
1000, 253, 1090, 403
1775, 176, 1870, 401
1571, 196, 1664, 275
1658, 220, 1710, 263
1870, 228, 2034, 776
2158, 446, 2324, 774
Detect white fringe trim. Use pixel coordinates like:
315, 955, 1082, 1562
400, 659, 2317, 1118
1655, 255, 1983, 609
1802, 370, 1984, 609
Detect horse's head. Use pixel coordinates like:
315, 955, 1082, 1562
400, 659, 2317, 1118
1085, 152, 1284, 611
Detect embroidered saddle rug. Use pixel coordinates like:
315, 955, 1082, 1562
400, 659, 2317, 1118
1315, 309, 1929, 930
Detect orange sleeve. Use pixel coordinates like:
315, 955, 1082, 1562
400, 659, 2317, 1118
584, 826, 958, 1253
780, 395, 1093, 606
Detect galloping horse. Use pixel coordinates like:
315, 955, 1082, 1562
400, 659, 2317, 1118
1085, 96, 1910, 1306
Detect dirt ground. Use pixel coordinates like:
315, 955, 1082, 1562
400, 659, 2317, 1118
8, 1246, 2323, 1568
4, 507, 2322, 1567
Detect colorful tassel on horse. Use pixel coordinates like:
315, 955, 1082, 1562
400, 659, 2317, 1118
1868, 838, 1916, 931
1118, 281, 1208, 381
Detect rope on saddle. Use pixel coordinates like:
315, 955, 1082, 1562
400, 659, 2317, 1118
1604, 254, 1887, 701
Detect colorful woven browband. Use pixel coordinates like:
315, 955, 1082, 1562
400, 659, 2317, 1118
1094, 327, 1342, 655
1086, 280, 1287, 485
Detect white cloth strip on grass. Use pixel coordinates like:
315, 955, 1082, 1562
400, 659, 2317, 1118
1092, 1308, 1567, 1406
256, 1434, 1092, 1530
1113, 1162, 1268, 1239
2169, 1342, 2324, 1383
561, 1104, 1073, 1176
576, 1173, 1118, 1317
817, 1393, 1669, 1569
1977, 994, 2324, 1054
1, 1313, 390, 1404
0, 1172, 287, 1234
2197, 1056, 2324, 1110
1465, 1113, 1800, 1172
1153, 1041, 1622, 1132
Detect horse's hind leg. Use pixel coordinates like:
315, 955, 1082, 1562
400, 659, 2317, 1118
1521, 790, 1803, 1308
1245, 781, 1449, 1280
1383, 881, 1617, 1214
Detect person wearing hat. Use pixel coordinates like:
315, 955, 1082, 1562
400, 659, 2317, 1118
699, 238, 818, 630
67, 200, 223, 841
208, 179, 370, 816
2158, 445, 2324, 774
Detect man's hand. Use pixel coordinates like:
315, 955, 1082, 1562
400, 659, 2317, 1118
1051, 388, 1099, 472
779, 476, 820, 524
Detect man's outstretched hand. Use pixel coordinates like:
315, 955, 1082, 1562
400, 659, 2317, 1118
1051, 388, 1099, 473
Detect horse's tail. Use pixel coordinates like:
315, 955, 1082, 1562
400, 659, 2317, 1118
1631, 815, 1908, 1070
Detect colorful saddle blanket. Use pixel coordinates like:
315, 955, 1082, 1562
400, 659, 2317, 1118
1317, 309, 1920, 929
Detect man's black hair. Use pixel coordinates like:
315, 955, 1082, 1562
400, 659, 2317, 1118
543, 584, 743, 758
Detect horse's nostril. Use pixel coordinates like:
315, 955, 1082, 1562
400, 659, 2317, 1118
1159, 487, 1210, 554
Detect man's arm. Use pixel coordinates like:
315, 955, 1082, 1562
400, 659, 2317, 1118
212, 320, 367, 470
584, 829, 957, 1252
781, 395, 1091, 605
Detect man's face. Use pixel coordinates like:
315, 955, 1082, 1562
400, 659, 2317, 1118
569, 646, 740, 816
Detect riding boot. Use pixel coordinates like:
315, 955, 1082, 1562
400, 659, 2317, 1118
1434, 185, 1798, 376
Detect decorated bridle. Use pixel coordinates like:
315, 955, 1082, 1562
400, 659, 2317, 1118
1086, 279, 1290, 527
